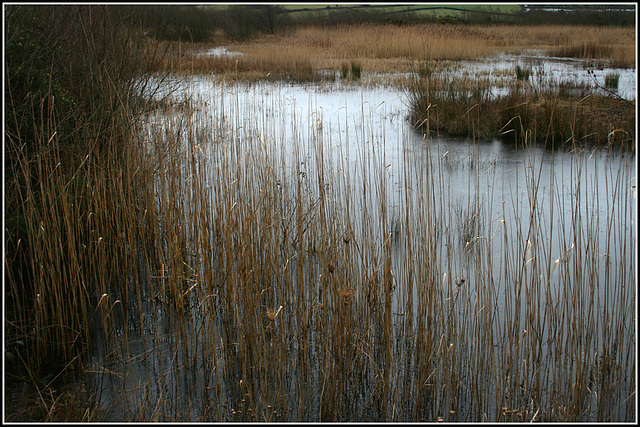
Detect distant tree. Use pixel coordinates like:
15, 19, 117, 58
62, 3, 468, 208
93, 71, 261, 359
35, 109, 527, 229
254, 5, 289, 34
130, 5, 216, 42
223, 5, 262, 41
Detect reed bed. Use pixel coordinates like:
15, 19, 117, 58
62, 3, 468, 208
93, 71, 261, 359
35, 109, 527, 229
4, 91, 157, 421
248, 24, 636, 66
406, 70, 636, 147
5, 9, 635, 421
68, 77, 635, 422
4, 5, 176, 419
5, 59, 635, 427
154, 44, 319, 82
153, 24, 636, 78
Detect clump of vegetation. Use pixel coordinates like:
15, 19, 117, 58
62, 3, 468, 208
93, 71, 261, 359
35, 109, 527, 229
604, 72, 620, 88
350, 61, 362, 80
338, 61, 362, 81
515, 64, 532, 81
407, 71, 635, 146
341, 62, 350, 79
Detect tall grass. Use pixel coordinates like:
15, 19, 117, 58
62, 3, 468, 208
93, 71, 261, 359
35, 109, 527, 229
405, 69, 636, 146
70, 77, 635, 422
283, 23, 635, 65
145, 24, 635, 78
4, 5, 174, 419
5, 8, 635, 422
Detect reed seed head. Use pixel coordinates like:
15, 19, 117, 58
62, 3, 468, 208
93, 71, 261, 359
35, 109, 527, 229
338, 287, 354, 303
266, 305, 283, 321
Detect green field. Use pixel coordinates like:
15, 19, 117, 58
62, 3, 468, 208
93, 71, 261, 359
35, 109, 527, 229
204, 4, 522, 17
279, 3, 523, 15
200, 3, 633, 26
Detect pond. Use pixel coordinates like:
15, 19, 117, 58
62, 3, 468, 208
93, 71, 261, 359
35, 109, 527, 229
87, 57, 636, 422
455, 50, 636, 99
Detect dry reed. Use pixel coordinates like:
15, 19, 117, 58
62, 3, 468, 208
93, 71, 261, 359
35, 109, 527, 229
5, 14, 635, 422
63, 77, 635, 422
152, 24, 635, 77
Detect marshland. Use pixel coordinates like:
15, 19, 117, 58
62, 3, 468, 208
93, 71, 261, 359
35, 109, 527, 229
3, 4, 637, 422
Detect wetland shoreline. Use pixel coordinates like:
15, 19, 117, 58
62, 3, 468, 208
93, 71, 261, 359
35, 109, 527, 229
4, 7, 636, 422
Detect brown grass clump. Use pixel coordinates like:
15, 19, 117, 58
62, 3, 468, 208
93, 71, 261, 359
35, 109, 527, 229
407, 74, 636, 147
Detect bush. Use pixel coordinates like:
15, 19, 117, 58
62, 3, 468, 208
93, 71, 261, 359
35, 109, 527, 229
5, 5, 152, 164
223, 5, 264, 41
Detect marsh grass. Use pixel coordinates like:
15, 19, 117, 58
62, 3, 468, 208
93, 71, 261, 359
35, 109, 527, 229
56, 77, 634, 422
9, 79, 636, 423
4, 5, 179, 419
5, 11, 635, 422
145, 24, 635, 79
604, 72, 620, 89
406, 69, 636, 146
